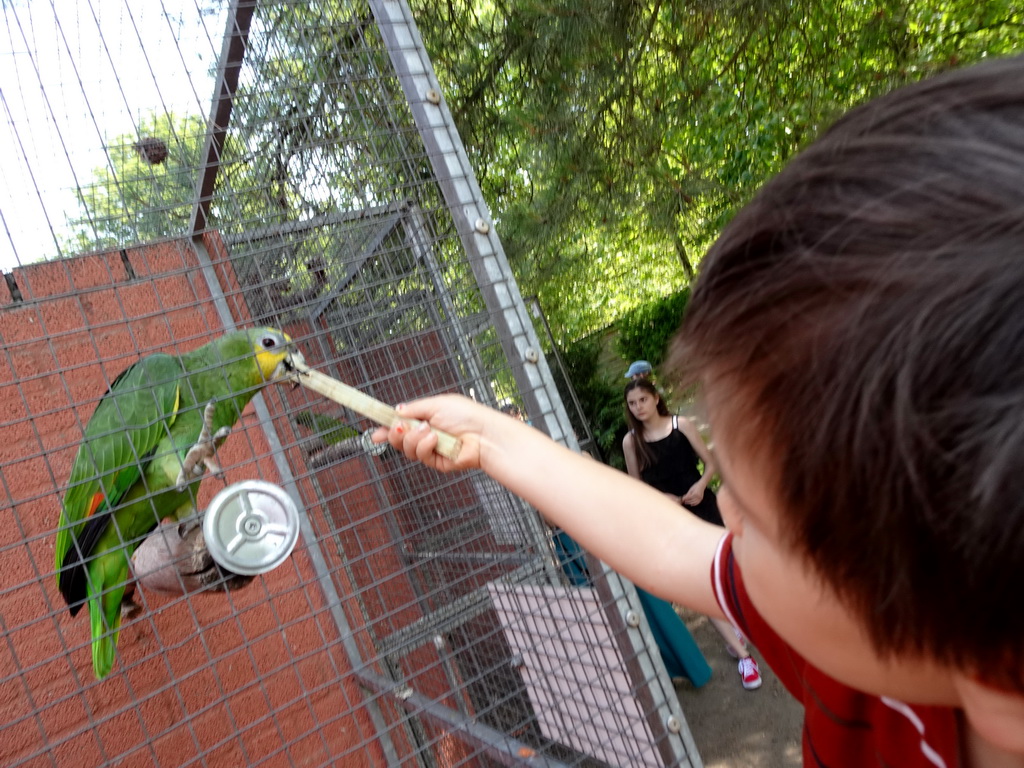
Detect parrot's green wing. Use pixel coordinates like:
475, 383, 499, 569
293, 409, 359, 444
55, 354, 183, 613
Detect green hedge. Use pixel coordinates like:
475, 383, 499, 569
613, 288, 690, 366
555, 289, 690, 469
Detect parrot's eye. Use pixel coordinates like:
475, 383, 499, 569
261, 335, 278, 350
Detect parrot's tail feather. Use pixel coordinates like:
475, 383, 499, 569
87, 575, 126, 680
60, 511, 114, 613
89, 602, 120, 679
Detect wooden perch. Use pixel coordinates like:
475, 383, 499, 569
131, 520, 254, 595
284, 358, 463, 462
307, 434, 371, 468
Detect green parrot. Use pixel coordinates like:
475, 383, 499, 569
54, 327, 300, 679
293, 409, 359, 444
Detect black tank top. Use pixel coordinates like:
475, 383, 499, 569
637, 416, 722, 525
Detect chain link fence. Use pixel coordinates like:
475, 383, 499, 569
0, 1, 698, 765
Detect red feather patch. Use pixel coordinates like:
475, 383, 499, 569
86, 492, 104, 518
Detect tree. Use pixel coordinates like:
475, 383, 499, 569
62, 113, 207, 254
412, 0, 1024, 342
63, 0, 1024, 343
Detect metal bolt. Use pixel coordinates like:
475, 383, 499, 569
524, 347, 539, 363
474, 217, 490, 234
242, 516, 261, 535
625, 610, 641, 628
425, 88, 441, 105
665, 715, 682, 733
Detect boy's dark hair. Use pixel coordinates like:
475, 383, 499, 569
623, 379, 671, 472
671, 55, 1024, 691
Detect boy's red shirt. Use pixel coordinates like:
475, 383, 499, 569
712, 533, 960, 767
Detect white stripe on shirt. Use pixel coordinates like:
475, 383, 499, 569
715, 533, 950, 768
880, 697, 948, 768
711, 532, 743, 633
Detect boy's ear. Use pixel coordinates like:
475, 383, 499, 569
954, 674, 1024, 756
716, 488, 745, 538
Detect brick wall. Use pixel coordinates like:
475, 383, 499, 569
0, 238, 387, 767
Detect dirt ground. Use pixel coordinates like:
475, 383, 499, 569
672, 608, 803, 768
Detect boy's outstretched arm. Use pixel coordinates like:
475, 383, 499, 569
375, 395, 727, 619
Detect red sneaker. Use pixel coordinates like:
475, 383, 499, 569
738, 656, 762, 690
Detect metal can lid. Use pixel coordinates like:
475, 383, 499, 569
202, 480, 300, 576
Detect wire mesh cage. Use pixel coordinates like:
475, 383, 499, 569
1, 1, 698, 766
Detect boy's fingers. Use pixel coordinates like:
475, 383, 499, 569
414, 428, 439, 464
394, 397, 442, 422
389, 422, 411, 454
383, 419, 430, 461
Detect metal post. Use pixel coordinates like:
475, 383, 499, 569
368, 1, 700, 764
189, 236, 403, 765
368, 0, 575, 450
189, 0, 256, 236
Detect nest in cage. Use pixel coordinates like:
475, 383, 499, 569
134, 136, 168, 165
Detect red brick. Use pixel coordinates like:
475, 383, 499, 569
203, 740, 247, 767
286, 733, 331, 767
36, 693, 91, 751
36, 297, 89, 337
77, 288, 128, 328
11, 261, 73, 302
189, 701, 236, 753
51, 729, 106, 768
5, 607, 70, 680
125, 241, 195, 279
228, 682, 270, 733
0, 667, 35, 741
200, 617, 246, 660
212, 646, 255, 698
0, 306, 47, 343
150, 723, 201, 767
96, 707, 148, 763
65, 254, 127, 294
0, 240, 377, 767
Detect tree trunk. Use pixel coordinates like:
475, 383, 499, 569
672, 230, 695, 281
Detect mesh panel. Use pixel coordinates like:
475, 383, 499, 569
0, 1, 696, 766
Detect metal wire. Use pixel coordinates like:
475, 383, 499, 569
0, 1, 698, 766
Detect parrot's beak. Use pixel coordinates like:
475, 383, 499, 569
274, 348, 307, 382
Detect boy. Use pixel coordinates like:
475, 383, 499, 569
377, 55, 1024, 766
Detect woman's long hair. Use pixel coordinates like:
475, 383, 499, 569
624, 379, 671, 472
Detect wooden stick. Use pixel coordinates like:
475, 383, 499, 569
285, 360, 463, 461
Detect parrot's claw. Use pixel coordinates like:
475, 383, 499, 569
179, 523, 253, 592
121, 596, 144, 621
176, 402, 230, 491
133, 520, 254, 594
177, 513, 202, 540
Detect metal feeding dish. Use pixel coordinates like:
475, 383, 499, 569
203, 480, 300, 576
360, 428, 388, 457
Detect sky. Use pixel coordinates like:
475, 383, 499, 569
0, 0, 227, 270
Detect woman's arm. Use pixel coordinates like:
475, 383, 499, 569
376, 395, 726, 617
622, 431, 640, 479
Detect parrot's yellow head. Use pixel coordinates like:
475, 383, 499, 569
250, 328, 299, 382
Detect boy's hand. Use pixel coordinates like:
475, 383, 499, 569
371, 395, 491, 473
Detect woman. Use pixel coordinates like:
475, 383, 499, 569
623, 379, 762, 690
